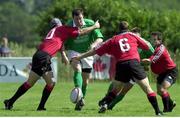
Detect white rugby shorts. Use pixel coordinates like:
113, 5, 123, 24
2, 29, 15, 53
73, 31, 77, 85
67, 50, 93, 69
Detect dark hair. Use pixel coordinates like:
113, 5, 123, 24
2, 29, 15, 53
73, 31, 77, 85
119, 21, 129, 33
72, 8, 83, 17
130, 27, 141, 33
151, 31, 163, 41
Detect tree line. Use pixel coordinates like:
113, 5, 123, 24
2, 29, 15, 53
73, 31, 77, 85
0, 0, 180, 54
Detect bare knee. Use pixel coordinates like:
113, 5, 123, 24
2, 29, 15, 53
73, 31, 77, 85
157, 87, 167, 96
71, 60, 81, 72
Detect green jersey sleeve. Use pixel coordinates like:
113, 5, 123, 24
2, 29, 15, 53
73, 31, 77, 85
139, 41, 154, 59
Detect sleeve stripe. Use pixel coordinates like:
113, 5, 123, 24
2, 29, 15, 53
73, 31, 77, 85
152, 45, 165, 63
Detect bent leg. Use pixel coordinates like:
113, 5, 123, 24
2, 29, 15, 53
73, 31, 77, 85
37, 71, 55, 110
135, 77, 161, 115
4, 71, 39, 110
157, 80, 175, 112
108, 82, 133, 109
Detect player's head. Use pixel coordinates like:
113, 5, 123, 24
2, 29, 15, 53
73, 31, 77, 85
50, 18, 62, 28
151, 31, 163, 46
131, 27, 141, 36
72, 8, 84, 27
1, 37, 8, 47
119, 21, 129, 33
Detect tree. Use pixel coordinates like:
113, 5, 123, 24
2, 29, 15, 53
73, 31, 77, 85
0, 2, 39, 46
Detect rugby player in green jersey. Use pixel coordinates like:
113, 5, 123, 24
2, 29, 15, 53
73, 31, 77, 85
63, 8, 104, 110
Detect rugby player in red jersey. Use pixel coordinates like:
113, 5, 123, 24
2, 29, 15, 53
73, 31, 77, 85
73, 21, 162, 115
4, 18, 100, 111
142, 31, 178, 113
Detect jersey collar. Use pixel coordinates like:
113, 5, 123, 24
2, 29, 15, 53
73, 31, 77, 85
73, 20, 86, 27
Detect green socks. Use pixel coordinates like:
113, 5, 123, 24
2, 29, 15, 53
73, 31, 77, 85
82, 84, 87, 98
73, 71, 83, 88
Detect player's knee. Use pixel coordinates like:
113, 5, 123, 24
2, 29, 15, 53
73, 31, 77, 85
72, 65, 81, 72
157, 88, 166, 96
23, 81, 32, 90
50, 82, 56, 87
46, 83, 55, 92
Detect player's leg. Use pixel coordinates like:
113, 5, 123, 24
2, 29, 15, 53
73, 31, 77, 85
135, 77, 162, 115
98, 60, 134, 113
4, 70, 39, 110
70, 58, 84, 111
71, 61, 83, 88
3, 51, 45, 110
74, 71, 90, 111
81, 70, 91, 98
81, 56, 93, 97
132, 59, 162, 116
157, 73, 177, 112
108, 82, 134, 110
37, 71, 55, 110
67, 50, 83, 89
75, 56, 93, 111
98, 79, 125, 113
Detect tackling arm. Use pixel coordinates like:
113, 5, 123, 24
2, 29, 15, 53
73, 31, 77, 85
60, 45, 69, 65
73, 49, 96, 61
90, 38, 103, 49
79, 20, 100, 36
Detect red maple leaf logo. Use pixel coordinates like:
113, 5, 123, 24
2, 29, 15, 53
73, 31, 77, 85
93, 59, 106, 72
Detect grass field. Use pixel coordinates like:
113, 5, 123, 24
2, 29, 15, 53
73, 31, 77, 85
0, 81, 180, 117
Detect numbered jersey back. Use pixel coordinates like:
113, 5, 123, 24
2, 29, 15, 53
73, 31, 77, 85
95, 32, 149, 62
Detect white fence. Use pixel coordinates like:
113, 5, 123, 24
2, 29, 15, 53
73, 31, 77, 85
0, 57, 58, 82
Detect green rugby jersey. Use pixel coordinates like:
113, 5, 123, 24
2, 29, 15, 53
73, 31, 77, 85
65, 19, 103, 53
139, 41, 154, 59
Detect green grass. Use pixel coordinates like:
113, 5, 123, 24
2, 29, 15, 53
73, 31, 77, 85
0, 81, 180, 117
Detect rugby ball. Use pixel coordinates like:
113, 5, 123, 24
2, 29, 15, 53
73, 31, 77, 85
70, 87, 83, 103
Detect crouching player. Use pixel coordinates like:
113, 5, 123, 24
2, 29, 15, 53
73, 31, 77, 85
142, 31, 178, 112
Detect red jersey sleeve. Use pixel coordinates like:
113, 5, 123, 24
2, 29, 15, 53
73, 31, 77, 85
150, 44, 165, 63
130, 33, 149, 50
95, 38, 112, 56
66, 26, 79, 38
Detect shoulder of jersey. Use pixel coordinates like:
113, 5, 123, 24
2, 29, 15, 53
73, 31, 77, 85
84, 19, 94, 26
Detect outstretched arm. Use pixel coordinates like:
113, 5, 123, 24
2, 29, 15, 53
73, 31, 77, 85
90, 38, 103, 49
74, 49, 96, 61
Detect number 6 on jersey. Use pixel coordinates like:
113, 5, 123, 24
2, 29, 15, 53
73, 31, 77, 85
119, 38, 130, 52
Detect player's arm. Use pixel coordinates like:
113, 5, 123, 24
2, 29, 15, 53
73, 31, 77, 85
142, 45, 165, 65
150, 45, 165, 63
141, 58, 151, 65
90, 38, 103, 49
74, 49, 96, 61
78, 20, 100, 36
60, 45, 69, 65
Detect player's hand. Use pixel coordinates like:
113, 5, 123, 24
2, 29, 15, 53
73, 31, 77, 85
141, 58, 151, 65
94, 20, 100, 29
61, 56, 69, 65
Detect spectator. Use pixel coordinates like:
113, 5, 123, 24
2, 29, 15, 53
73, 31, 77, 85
0, 37, 12, 57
